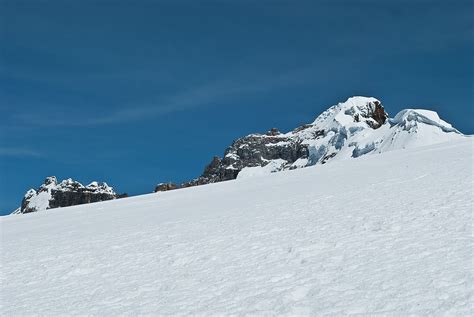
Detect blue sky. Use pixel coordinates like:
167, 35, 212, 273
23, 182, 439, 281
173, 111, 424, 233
1, 0, 473, 215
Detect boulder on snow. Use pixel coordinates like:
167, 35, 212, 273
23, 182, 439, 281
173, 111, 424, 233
154, 182, 179, 192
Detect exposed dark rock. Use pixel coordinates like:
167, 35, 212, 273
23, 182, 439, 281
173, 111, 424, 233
292, 124, 313, 133
368, 100, 388, 129
180, 131, 309, 187
15, 176, 121, 214
178, 97, 389, 189
48, 190, 117, 209
321, 152, 337, 164
344, 99, 388, 129
266, 128, 281, 136
154, 182, 179, 192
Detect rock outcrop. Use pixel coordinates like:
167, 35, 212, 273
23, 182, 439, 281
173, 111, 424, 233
12, 176, 123, 214
179, 96, 462, 187
154, 182, 179, 192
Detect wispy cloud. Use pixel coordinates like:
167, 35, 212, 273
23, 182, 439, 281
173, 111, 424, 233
0, 148, 44, 158
11, 65, 316, 127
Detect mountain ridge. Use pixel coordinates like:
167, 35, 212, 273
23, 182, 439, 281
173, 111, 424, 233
170, 96, 464, 188
11, 96, 466, 214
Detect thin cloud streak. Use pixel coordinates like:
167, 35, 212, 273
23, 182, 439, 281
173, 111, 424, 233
0, 148, 44, 158
12, 66, 317, 127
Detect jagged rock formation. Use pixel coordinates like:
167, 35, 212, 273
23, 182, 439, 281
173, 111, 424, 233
180, 96, 463, 187
12, 176, 123, 214
181, 133, 309, 187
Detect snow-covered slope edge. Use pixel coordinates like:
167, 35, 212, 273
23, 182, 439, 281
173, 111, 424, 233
2, 139, 472, 315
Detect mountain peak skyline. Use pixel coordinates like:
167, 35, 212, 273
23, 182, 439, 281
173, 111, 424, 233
10, 95, 468, 215
1, 0, 473, 214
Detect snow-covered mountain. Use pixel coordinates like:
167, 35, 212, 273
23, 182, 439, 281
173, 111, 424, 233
179, 96, 464, 186
12, 176, 123, 214
13, 96, 466, 212
2, 139, 472, 315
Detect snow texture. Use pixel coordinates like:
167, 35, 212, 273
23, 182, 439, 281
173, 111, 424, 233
237, 159, 287, 179
1, 139, 473, 315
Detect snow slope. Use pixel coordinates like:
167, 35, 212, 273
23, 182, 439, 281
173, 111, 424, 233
1, 139, 473, 315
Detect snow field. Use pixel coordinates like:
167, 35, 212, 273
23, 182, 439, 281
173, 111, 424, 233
1, 139, 473, 315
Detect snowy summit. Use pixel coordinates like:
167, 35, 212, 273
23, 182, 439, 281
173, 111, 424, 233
180, 96, 464, 185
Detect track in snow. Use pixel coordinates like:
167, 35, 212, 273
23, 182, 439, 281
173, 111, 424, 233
1, 139, 473, 315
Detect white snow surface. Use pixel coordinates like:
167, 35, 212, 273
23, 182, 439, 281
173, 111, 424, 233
1, 139, 473, 315
237, 158, 287, 179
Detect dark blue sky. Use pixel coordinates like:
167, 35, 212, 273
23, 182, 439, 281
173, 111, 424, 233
1, 0, 473, 215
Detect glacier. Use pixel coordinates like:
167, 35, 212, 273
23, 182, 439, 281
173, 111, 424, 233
186, 96, 465, 184
1, 138, 472, 315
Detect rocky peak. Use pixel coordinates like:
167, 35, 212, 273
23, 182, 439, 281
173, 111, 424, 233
344, 99, 388, 128
13, 176, 124, 214
177, 96, 462, 188
312, 96, 388, 130
44, 176, 57, 186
